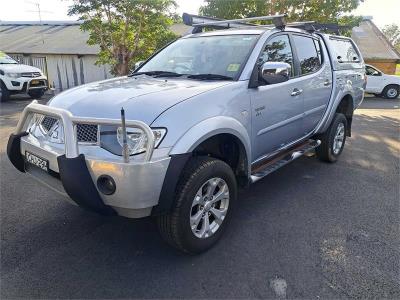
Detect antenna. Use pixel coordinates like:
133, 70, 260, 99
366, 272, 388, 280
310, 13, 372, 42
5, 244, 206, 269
26, 0, 53, 44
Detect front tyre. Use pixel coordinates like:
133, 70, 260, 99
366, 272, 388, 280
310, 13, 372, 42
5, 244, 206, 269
157, 157, 237, 254
316, 113, 347, 163
28, 89, 45, 99
0, 81, 10, 102
382, 85, 399, 99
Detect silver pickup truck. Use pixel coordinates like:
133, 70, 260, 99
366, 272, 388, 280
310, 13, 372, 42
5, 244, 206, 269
7, 14, 365, 253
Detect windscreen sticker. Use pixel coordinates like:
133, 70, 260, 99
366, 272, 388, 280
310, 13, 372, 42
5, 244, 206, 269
227, 64, 240, 72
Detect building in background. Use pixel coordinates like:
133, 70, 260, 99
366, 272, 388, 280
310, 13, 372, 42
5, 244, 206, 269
352, 17, 400, 74
0, 21, 112, 94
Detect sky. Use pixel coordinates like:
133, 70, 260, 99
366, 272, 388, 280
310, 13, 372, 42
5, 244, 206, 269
0, 0, 398, 29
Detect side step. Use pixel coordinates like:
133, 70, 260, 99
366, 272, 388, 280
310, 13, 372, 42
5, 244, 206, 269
250, 139, 321, 183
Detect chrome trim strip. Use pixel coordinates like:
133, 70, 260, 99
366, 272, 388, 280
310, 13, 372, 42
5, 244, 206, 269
257, 112, 303, 136
304, 104, 326, 116
15, 100, 155, 161
256, 104, 326, 137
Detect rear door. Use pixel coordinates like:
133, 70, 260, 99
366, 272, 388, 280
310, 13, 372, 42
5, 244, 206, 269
291, 34, 333, 135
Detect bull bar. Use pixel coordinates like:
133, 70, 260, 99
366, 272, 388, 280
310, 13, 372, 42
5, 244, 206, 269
15, 100, 156, 161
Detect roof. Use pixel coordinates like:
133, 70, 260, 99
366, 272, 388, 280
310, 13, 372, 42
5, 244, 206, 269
0, 21, 199, 55
0, 21, 99, 55
352, 19, 400, 61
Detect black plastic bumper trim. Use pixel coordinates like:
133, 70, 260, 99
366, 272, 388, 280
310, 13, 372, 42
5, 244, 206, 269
7, 132, 28, 173
151, 153, 192, 216
57, 154, 117, 216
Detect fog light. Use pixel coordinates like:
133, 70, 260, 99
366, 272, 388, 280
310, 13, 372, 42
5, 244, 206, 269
97, 175, 116, 195
11, 81, 21, 86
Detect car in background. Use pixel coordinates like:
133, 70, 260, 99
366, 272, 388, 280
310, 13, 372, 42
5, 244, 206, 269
365, 64, 400, 99
0, 52, 48, 102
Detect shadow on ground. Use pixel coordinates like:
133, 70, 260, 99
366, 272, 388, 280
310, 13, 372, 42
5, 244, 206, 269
0, 98, 399, 298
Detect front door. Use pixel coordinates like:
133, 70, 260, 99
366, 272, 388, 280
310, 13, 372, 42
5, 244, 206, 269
365, 65, 383, 93
250, 34, 304, 161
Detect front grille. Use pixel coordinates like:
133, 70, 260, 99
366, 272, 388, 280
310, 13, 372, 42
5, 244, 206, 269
40, 116, 98, 143
21, 72, 41, 78
41, 116, 57, 132
76, 124, 98, 143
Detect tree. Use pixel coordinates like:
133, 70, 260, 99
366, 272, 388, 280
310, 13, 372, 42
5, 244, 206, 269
68, 0, 177, 76
200, 0, 363, 30
382, 24, 400, 52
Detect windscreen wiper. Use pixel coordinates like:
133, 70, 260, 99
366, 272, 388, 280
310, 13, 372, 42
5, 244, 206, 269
128, 71, 184, 78
187, 74, 234, 80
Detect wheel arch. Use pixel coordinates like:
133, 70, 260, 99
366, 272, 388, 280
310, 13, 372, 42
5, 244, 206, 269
335, 94, 354, 136
170, 116, 251, 168
153, 117, 251, 216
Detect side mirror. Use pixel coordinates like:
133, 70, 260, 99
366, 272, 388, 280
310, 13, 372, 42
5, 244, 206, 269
259, 61, 291, 85
134, 61, 144, 70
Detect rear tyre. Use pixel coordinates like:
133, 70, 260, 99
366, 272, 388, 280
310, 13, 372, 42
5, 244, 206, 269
316, 113, 347, 163
28, 89, 45, 99
382, 85, 399, 99
0, 81, 10, 102
157, 157, 237, 254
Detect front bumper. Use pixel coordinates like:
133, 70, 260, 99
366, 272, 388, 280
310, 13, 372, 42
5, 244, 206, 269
7, 101, 171, 218
3, 76, 48, 93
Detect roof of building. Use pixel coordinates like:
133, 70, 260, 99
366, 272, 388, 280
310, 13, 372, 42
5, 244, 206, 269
0, 21, 99, 55
352, 18, 400, 61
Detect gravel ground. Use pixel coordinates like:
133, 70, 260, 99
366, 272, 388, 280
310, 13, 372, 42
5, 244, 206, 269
0, 95, 399, 299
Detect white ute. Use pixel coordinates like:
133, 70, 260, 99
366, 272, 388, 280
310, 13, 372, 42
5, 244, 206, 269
365, 64, 400, 99
0, 52, 48, 102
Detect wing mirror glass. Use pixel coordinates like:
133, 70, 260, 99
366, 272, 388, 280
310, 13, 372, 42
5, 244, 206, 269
259, 61, 291, 85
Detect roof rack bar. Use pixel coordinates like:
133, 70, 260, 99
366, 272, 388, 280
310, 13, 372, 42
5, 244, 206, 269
192, 14, 286, 27
182, 13, 287, 33
182, 13, 256, 29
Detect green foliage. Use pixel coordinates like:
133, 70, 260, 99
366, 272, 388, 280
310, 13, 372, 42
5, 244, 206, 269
68, 0, 178, 75
382, 24, 400, 52
200, 0, 363, 33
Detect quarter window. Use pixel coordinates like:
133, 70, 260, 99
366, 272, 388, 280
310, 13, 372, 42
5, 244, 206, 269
259, 35, 294, 77
329, 38, 360, 63
292, 35, 321, 75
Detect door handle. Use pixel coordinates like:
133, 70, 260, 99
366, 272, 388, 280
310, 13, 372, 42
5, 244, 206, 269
291, 88, 303, 96
324, 80, 331, 86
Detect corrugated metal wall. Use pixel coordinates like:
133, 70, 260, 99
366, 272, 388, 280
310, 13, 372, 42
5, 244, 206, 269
9, 53, 112, 93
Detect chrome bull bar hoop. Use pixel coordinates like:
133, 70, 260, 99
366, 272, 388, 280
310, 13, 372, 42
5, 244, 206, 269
15, 100, 155, 161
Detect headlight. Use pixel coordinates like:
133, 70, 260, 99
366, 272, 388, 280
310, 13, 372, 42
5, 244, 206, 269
116, 127, 166, 155
27, 114, 64, 144
6, 72, 21, 78
46, 120, 64, 143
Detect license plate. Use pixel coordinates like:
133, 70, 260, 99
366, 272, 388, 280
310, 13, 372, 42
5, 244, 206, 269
25, 151, 48, 171
31, 80, 39, 85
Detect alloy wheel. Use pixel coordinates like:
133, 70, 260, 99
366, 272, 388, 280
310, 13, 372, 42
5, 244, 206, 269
190, 177, 230, 239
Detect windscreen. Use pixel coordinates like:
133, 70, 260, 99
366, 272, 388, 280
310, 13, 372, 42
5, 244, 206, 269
139, 34, 259, 79
0, 52, 18, 64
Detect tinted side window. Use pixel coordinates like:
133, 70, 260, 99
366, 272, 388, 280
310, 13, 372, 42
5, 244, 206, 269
259, 35, 294, 77
330, 38, 359, 63
292, 35, 321, 75
366, 66, 381, 76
